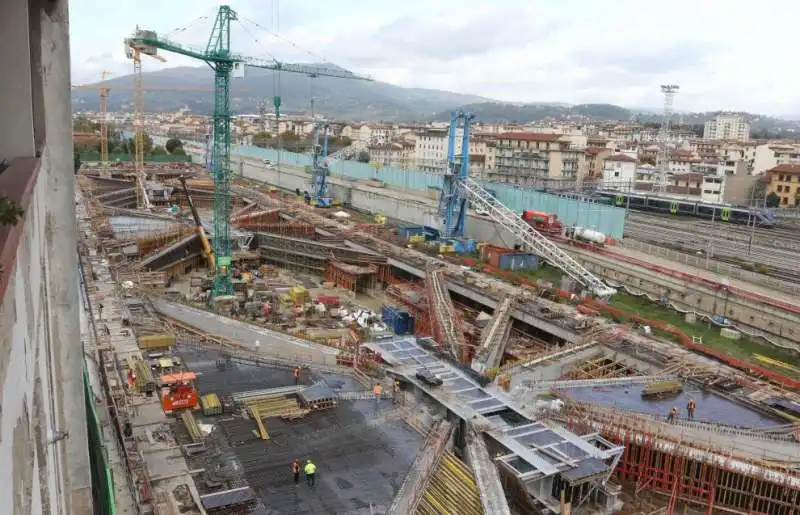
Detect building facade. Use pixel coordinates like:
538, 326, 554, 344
765, 164, 800, 206
0, 0, 93, 513
703, 113, 751, 142
492, 132, 585, 187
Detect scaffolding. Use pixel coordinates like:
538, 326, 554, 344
426, 267, 468, 361
325, 261, 378, 293
556, 403, 800, 514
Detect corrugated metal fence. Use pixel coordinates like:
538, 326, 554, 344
149, 136, 626, 238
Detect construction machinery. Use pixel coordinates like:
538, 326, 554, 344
438, 110, 475, 238
434, 111, 616, 298
125, 5, 372, 299
310, 121, 332, 207
178, 176, 215, 272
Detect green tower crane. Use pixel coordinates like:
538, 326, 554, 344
125, 5, 372, 299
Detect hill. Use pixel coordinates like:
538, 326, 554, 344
71, 66, 490, 121
72, 67, 800, 135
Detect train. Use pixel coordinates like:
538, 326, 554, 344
590, 191, 777, 227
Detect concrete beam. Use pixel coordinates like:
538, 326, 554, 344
464, 423, 512, 515
389, 257, 578, 343
388, 419, 453, 515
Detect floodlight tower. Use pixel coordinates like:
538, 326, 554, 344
656, 84, 679, 192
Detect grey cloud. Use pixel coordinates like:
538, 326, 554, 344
86, 53, 113, 64
570, 41, 717, 75
330, 9, 569, 68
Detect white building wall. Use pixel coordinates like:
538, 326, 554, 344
602, 160, 636, 185
0, 0, 91, 512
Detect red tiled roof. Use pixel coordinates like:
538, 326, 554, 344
767, 164, 800, 175
605, 153, 637, 162
497, 132, 562, 142
585, 147, 607, 156
673, 172, 704, 182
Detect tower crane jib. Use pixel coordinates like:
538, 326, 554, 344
124, 5, 373, 300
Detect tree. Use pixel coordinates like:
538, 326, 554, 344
151, 145, 167, 156
357, 151, 370, 163
74, 152, 81, 174
165, 138, 183, 154
127, 133, 154, 155
765, 192, 780, 208
0, 196, 24, 226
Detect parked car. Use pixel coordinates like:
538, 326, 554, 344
416, 368, 443, 386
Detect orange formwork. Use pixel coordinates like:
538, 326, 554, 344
562, 412, 800, 515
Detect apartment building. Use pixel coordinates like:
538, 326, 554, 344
491, 132, 585, 186
765, 163, 800, 206
368, 140, 415, 168
585, 147, 611, 178
414, 128, 452, 171
703, 112, 751, 142
691, 160, 748, 177
751, 142, 800, 175
601, 153, 637, 185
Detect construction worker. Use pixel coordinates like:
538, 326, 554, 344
293, 366, 301, 385
291, 458, 301, 486
373, 382, 383, 403
687, 398, 696, 421
392, 380, 401, 405
667, 406, 678, 423
304, 459, 317, 487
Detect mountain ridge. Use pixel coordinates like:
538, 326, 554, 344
71, 66, 800, 134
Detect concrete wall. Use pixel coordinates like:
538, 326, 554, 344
0, 0, 91, 512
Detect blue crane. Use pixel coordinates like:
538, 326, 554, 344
309, 122, 332, 207
438, 110, 475, 237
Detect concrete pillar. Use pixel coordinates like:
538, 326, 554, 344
33, 0, 93, 512
0, 0, 35, 159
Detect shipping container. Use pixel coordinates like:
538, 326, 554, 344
397, 225, 440, 241
138, 333, 176, 350
381, 305, 415, 335
497, 252, 539, 271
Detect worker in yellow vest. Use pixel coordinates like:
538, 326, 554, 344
304, 459, 317, 487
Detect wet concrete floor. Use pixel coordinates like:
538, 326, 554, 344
176, 342, 424, 514
564, 383, 783, 427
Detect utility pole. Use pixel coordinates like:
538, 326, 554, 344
656, 84, 680, 193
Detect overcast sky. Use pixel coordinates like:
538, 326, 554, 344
69, 0, 800, 116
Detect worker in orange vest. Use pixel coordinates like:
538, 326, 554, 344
667, 406, 678, 423
373, 382, 383, 403
293, 366, 301, 385
291, 458, 301, 486
687, 399, 696, 421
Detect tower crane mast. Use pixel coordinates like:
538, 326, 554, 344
310, 121, 331, 206
438, 110, 474, 237
126, 5, 372, 299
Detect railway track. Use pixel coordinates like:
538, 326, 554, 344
628, 212, 800, 252
625, 219, 800, 282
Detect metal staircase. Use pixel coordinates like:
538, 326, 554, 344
457, 178, 616, 298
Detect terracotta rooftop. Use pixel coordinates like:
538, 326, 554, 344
605, 153, 637, 162
767, 164, 800, 175
497, 132, 563, 142
585, 147, 607, 156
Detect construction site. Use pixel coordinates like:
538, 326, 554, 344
74, 8, 800, 515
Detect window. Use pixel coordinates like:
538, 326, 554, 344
614, 171, 620, 177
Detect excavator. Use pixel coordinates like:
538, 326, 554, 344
178, 176, 215, 272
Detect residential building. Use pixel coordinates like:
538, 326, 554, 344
752, 142, 800, 175
491, 132, 585, 186
368, 140, 415, 168
703, 113, 750, 142
700, 175, 725, 203
585, 147, 611, 179
1, 0, 93, 512
765, 164, 800, 206
414, 128, 452, 172
601, 153, 637, 186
